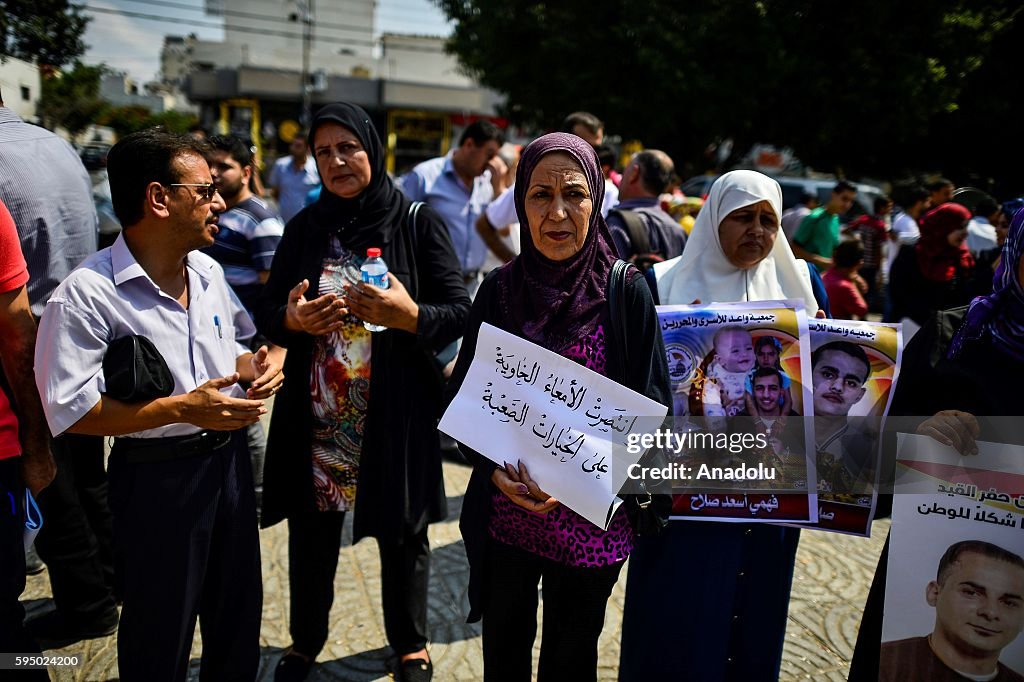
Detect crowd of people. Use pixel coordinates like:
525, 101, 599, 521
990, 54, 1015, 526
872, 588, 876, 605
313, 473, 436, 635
1, 89, 1022, 682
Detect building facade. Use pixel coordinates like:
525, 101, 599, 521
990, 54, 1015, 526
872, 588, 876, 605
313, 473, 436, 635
0, 56, 41, 121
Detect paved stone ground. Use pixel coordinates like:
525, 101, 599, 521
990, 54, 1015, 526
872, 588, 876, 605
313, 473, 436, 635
22, 460, 888, 681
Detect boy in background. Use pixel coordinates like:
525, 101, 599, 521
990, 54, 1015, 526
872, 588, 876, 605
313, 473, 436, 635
823, 241, 869, 320
844, 195, 892, 311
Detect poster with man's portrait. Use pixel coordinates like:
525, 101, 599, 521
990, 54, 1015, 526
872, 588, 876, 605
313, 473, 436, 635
793, 319, 903, 536
657, 301, 816, 523
883, 434, 1024, 681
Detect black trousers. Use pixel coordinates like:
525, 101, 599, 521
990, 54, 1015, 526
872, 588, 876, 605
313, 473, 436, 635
287, 511, 430, 658
481, 539, 624, 682
107, 432, 262, 682
848, 536, 888, 681
0, 458, 48, 679
34, 433, 116, 622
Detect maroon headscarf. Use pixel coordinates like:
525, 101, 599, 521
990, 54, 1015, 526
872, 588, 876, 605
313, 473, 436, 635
496, 133, 619, 352
915, 203, 975, 282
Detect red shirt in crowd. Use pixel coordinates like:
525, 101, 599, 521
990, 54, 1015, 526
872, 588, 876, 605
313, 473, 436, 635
822, 268, 868, 320
0, 199, 29, 460
845, 215, 889, 269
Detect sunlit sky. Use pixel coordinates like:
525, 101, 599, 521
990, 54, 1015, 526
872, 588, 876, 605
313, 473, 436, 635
82, 0, 453, 83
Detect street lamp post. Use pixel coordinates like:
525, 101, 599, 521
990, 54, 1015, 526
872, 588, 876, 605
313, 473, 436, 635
294, 0, 313, 127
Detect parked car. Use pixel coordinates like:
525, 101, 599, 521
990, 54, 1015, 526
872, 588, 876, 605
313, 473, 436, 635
79, 143, 111, 170
680, 173, 884, 223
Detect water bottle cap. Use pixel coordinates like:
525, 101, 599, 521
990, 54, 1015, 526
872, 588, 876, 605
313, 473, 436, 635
366, 248, 381, 258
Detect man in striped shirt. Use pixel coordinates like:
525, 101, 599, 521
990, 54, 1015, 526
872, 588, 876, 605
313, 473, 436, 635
202, 135, 284, 316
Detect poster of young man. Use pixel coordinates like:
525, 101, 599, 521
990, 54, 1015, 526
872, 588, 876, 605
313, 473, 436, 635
794, 319, 903, 536
882, 433, 1024, 681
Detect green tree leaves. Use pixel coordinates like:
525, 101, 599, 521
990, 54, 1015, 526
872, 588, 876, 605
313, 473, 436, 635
435, 0, 1021, 179
0, 0, 90, 67
36, 61, 107, 140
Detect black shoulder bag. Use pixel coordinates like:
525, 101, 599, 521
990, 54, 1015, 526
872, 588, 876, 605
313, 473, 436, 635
609, 208, 666, 275
607, 259, 671, 537
406, 200, 459, 374
102, 335, 175, 402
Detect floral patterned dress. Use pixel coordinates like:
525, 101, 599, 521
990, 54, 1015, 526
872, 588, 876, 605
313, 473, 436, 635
309, 237, 371, 512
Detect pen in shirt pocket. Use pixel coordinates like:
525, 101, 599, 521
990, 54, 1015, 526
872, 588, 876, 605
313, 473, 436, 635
213, 314, 223, 339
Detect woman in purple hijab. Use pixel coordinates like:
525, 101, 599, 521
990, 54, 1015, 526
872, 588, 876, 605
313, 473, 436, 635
447, 133, 671, 681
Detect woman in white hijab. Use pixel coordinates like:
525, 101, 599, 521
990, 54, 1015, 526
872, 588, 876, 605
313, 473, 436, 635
619, 170, 828, 681
654, 169, 820, 313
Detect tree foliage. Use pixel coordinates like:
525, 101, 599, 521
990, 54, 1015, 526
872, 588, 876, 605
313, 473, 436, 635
39, 61, 200, 141
0, 0, 90, 67
436, 0, 1022, 182
145, 110, 200, 135
36, 61, 107, 140
929, 13, 1024, 195
99, 105, 153, 137
100, 106, 198, 138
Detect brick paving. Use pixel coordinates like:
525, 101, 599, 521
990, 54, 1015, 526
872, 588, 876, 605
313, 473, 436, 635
22, 460, 888, 681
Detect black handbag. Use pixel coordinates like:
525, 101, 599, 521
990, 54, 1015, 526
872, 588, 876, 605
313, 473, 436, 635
607, 259, 671, 537
102, 335, 175, 402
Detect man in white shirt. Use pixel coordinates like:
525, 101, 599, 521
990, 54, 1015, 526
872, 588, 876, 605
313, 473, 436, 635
781, 192, 819, 239
268, 134, 320, 223
966, 197, 1002, 256
887, 185, 931, 275
35, 130, 284, 680
401, 120, 505, 295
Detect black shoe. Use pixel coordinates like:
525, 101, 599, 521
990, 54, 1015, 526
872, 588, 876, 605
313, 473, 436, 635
399, 658, 433, 682
25, 609, 118, 649
274, 651, 313, 682
24, 545, 45, 576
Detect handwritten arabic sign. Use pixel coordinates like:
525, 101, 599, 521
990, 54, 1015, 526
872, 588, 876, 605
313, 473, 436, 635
881, 433, 1024, 677
439, 323, 668, 530
658, 301, 817, 523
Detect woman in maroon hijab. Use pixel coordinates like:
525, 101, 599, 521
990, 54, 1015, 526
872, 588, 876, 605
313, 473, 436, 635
886, 202, 976, 327
447, 133, 671, 681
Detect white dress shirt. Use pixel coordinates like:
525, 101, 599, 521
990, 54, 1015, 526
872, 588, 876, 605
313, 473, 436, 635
35, 234, 254, 438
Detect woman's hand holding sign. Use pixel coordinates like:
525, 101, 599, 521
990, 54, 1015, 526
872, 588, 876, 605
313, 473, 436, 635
491, 460, 560, 514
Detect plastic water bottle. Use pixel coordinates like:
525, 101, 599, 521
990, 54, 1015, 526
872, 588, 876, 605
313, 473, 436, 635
360, 247, 389, 332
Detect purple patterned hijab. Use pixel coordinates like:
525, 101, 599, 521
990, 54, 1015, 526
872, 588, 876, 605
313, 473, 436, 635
949, 206, 1024, 360
496, 133, 619, 352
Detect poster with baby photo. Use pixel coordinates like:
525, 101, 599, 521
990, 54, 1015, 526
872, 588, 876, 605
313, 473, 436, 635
791, 319, 904, 537
881, 434, 1024, 681
657, 301, 817, 523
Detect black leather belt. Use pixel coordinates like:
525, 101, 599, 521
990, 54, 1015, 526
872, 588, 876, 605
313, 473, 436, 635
114, 429, 233, 463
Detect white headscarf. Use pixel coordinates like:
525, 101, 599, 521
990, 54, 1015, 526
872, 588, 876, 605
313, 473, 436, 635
653, 170, 819, 314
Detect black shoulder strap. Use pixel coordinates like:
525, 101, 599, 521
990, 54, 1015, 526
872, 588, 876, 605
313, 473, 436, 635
606, 259, 661, 519
929, 305, 969, 367
404, 200, 424, 300
607, 259, 630, 381
610, 208, 651, 255
407, 201, 424, 249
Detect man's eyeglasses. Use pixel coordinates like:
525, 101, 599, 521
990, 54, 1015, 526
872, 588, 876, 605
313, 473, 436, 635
167, 183, 218, 201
